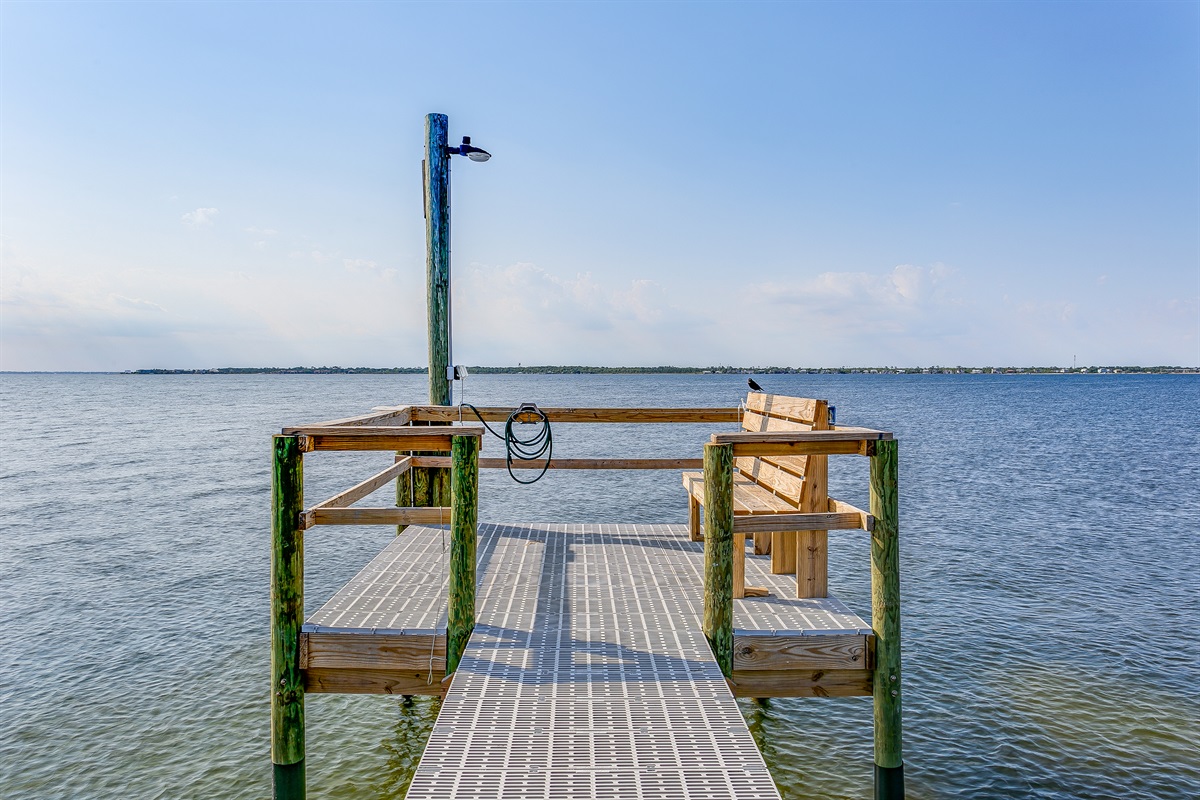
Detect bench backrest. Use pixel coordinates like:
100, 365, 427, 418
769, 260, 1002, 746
737, 392, 830, 509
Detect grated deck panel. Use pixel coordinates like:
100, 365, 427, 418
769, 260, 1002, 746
305, 523, 871, 799
403, 524, 785, 800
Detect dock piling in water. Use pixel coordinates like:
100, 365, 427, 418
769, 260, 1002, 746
270, 435, 305, 800
446, 433, 479, 675
870, 438, 904, 799
703, 441, 735, 677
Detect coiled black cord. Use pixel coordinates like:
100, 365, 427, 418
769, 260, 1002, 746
460, 403, 553, 485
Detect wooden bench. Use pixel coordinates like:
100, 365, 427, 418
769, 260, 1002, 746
683, 392, 839, 599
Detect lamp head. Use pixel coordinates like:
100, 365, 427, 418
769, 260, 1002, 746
450, 135, 491, 162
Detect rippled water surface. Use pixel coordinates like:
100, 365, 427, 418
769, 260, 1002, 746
1, 373, 1197, 799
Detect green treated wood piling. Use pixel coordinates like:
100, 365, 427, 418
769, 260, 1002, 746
446, 434, 479, 675
424, 112, 451, 408
271, 435, 305, 800
702, 442, 734, 677
870, 438, 904, 799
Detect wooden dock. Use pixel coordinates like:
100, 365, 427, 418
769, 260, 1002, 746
270, 402, 902, 799
305, 523, 871, 798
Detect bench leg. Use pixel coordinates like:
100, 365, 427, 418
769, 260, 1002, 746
770, 531, 797, 574
733, 533, 745, 599
688, 496, 702, 541
795, 530, 829, 598
753, 531, 772, 555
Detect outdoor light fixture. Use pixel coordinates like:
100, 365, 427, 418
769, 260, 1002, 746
448, 135, 491, 162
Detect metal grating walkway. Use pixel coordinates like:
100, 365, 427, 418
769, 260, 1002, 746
402, 523, 782, 800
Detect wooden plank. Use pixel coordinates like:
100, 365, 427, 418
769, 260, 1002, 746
304, 507, 451, 528
309, 458, 412, 511
733, 634, 872, 671
745, 393, 820, 425
731, 440, 870, 457
296, 406, 413, 428
283, 424, 484, 438
303, 667, 442, 696
411, 406, 742, 424
416, 456, 703, 470
829, 497, 874, 532
713, 429, 893, 444
303, 632, 444, 671
730, 668, 872, 698
733, 512, 868, 533
306, 433, 460, 452
741, 410, 813, 434
735, 456, 804, 501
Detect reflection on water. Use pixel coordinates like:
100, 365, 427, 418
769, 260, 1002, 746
1, 372, 1197, 799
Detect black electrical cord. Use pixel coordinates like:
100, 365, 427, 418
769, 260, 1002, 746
460, 403, 553, 485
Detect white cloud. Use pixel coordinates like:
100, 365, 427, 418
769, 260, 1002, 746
181, 207, 219, 228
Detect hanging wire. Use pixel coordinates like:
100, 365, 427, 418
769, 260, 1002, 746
460, 403, 553, 484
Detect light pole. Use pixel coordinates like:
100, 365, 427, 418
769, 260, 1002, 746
424, 113, 491, 406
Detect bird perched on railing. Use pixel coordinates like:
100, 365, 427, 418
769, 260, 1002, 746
747, 378, 764, 392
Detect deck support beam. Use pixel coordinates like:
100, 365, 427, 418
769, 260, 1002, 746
702, 442, 734, 677
447, 434, 479, 674
271, 435, 305, 800
870, 439, 904, 799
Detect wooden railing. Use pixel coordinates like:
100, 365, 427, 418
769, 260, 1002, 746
271, 406, 902, 798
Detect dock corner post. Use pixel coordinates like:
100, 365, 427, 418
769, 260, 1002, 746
271, 435, 305, 799
869, 438, 903, 799
447, 433, 479, 675
702, 442, 734, 678
425, 111, 452, 408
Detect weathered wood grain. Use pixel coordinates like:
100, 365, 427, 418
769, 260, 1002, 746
411, 406, 741, 424
730, 668, 873, 698
271, 436, 305, 776
303, 668, 442, 696
870, 438, 903, 772
302, 632, 444, 671
447, 435, 479, 674
303, 507, 450, 528
703, 443, 734, 677
414, 456, 703, 470
426, 113, 451, 407
733, 634, 872, 671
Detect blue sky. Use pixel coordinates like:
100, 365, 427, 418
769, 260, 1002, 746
2, 0, 1197, 370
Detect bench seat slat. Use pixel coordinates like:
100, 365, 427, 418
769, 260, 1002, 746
682, 472, 797, 514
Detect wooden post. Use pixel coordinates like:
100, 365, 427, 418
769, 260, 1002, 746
702, 442, 734, 677
425, 112, 452, 407
395, 452, 413, 534
421, 113, 454, 506
795, 401, 831, 597
271, 435, 305, 800
446, 434, 479, 675
870, 439, 904, 799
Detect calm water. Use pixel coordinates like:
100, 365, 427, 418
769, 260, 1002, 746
1, 373, 1197, 799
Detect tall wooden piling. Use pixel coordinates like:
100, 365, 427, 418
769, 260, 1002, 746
425, 112, 451, 408
271, 435, 305, 799
702, 442, 734, 677
869, 439, 904, 799
446, 434, 479, 675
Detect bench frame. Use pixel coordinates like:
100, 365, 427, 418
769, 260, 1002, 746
685, 392, 848, 599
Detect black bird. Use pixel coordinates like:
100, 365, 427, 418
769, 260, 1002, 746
747, 378, 764, 392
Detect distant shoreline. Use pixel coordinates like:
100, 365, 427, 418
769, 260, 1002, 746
4, 365, 1192, 376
